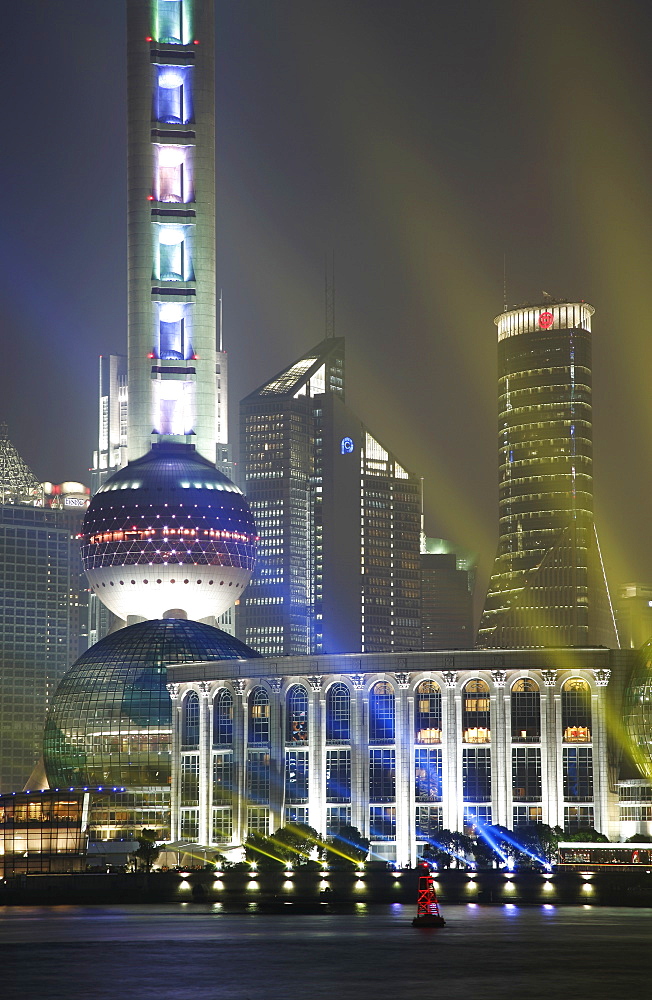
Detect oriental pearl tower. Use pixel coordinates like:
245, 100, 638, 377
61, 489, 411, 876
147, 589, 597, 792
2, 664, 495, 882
43, 1, 258, 843
83, 0, 257, 627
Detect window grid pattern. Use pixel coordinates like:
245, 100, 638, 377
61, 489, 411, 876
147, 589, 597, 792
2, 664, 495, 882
212, 752, 233, 805
180, 754, 199, 806
285, 806, 309, 825
247, 806, 269, 835
369, 682, 395, 742
369, 749, 396, 802
562, 679, 592, 742
511, 679, 541, 742
286, 685, 308, 743
247, 751, 270, 804
212, 807, 232, 844
512, 747, 542, 801
563, 747, 593, 801
564, 805, 594, 832
415, 680, 442, 743
464, 805, 492, 827
369, 806, 396, 841
182, 692, 200, 747
415, 805, 443, 840
326, 683, 351, 742
326, 806, 351, 836
462, 747, 492, 802
513, 806, 542, 828
180, 807, 198, 841
285, 750, 309, 803
249, 687, 270, 744
462, 679, 490, 743
414, 748, 442, 802
213, 689, 233, 746
326, 749, 351, 803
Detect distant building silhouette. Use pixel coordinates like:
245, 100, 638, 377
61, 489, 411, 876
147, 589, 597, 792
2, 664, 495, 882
478, 301, 618, 648
616, 584, 652, 650
421, 537, 475, 649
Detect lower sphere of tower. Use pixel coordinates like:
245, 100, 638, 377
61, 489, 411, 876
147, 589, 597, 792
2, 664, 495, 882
81, 445, 257, 621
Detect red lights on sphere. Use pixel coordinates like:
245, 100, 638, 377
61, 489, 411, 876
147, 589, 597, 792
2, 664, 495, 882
147, 194, 155, 202
193, 39, 200, 44
538, 311, 554, 330
145, 36, 152, 42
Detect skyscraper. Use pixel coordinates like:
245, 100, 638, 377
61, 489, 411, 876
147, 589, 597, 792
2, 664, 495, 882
239, 339, 422, 655
0, 426, 88, 791
478, 300, 618, 648
126, 0, 230, 474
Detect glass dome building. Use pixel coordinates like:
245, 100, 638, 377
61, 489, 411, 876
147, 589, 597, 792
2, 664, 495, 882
43, 618, 259, 807
624, 640, 652, 780
81, 444, 257, 622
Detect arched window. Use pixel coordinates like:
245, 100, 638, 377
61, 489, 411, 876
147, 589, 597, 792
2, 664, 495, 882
213, 689, 233, 746
462, 679, 490, 743
415, 680, 441, 743
249, 687, 270, 744
326, 683, 351, 742
562, 679, 592, 742
182, 691, 199, 747
287, 685, 309, 743
370, 682, 395, 742
511, 679, 541, 742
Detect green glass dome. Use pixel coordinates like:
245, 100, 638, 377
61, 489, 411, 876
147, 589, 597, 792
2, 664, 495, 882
43, 619, 258, 789
624, 641, 652, 779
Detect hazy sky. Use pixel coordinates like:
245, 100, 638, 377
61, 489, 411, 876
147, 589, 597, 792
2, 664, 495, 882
2, 0, 652, 609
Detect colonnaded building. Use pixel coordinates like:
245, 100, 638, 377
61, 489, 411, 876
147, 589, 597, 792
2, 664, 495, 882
167, 647, 635, 865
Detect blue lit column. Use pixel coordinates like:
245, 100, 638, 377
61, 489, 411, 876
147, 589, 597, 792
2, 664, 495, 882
231, 680, 247, 845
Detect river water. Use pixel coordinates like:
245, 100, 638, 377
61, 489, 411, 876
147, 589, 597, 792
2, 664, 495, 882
0, 904, 648, 999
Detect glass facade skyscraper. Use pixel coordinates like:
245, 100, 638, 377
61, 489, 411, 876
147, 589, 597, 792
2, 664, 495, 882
478, 301, 617, 648
239, 338, 421, 655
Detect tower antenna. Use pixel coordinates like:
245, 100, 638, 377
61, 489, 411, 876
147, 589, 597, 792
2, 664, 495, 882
219, 289, 223, 352
503, 252, 507, 312
325, 251, 335, 339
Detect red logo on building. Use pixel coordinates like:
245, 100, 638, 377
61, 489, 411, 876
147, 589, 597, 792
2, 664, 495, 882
538, 311, 554, 330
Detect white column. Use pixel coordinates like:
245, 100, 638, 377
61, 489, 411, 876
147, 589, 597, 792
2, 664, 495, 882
491, 670, 507, 828
394, 671, 411, 867
268, 679, 284, 834
442, 671, 458, 831
350, 674, 366, 836
232, 679, 247, 844
592, 669, 612, 835
308, 676, 324, 836
166, 682, 182, 843
198, 681, 211, 846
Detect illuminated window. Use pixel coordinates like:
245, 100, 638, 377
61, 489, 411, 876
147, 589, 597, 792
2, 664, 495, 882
213, 689, 233, 746
154, 65, 194, 124
369, 748, 395, 802
286, 684, 308, 742
285, 750, 309, 803
512, 747, 541, 801
326, 683, 350, 742
181, 692, 199, 748
180, 754, 199, 806
415, 805, 442, 840
249, 687, 270, 744
212, 752, 232, 805
370, 681, 395, 742
369, 806, 396, 841
511, 679, 541, 742
463, 747, 491, 802
212, 807, 232, 843
326, 749, 351, 802
415, 747, 442, 802
562, 679, 592, 742
415, 680, 441, 743
463, 679, 490, 743
563, 747, 593, 801
156, 0, 185, 44
326, 806, 351, 836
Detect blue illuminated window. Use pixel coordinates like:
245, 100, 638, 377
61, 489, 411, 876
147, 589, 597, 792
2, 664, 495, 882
182, 692, 199, 747
213, 689, 233, 746
286, 685, 308, 743
326, 683, 350, 742
369, 682, 395, 742
249, 687, 269, 744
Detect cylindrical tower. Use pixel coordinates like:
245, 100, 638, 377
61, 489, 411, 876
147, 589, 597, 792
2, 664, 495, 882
479, 301, 617, 648
127, 0, 220, 464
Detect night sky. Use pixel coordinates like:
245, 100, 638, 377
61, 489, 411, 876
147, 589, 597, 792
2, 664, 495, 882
2, 0, 652, 611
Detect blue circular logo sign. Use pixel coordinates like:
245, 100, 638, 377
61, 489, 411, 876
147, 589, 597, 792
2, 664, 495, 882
340, 437, 354, 455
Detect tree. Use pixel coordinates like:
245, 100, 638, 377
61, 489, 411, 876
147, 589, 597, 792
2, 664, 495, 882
133, 829, 161, 873
518, 824, 563, 865
244, 831, 284, 868
625, 832, 652, 843
325, 825, 370, 866
563, 827, 609, 843
272, 823, 320, 863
